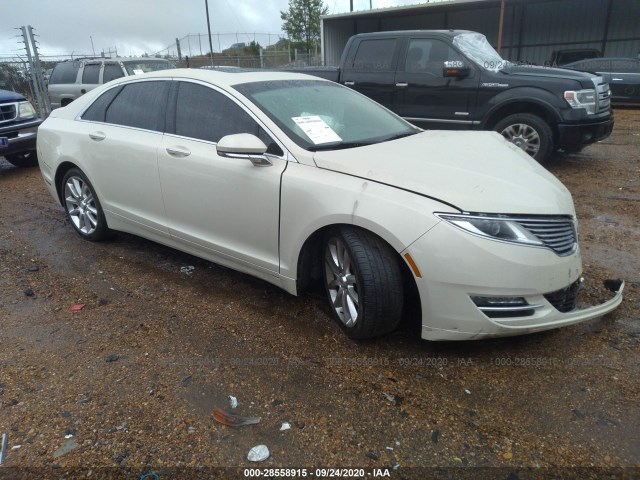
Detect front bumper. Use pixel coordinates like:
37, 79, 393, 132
404, 221, 624, 341
0, 119, 42, 157
557, 115, 614, 150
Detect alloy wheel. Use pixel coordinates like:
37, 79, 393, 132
64, 176, 99, 235
501, 123, 541, 156
324, 237, 359, 327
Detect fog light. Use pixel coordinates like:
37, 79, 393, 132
471, 296, 540, 318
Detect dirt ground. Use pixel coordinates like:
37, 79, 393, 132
0, 109, 638, 480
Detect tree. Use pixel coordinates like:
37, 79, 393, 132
280, 0, 328, 52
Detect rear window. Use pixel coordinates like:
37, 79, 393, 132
49, 62, 80, 84
104, 81, 168, 132
351, 39, 396, 72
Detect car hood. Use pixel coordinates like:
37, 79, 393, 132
0, 88, 26, 102
313, 131, 575, 215
500, 65, 595, 84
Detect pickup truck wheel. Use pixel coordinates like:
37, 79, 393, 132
494, 113, 553, 163
4, 151, 38, 168
61, 168, 110, 241
322, 227, 403, 339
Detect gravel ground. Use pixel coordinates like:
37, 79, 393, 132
0, 109, 638, 480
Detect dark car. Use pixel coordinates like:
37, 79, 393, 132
549, 48, 602, 66
0, 89, 41, 167
563, 58, 640, 105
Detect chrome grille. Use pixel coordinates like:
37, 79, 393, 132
515, 217, 577, 256
0, 103, 17, 124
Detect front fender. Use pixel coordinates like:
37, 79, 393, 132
480, 87, 564, 127
279, 162, 456, 281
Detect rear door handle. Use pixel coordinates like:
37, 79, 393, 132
344, 81, 355, 86
395, 82, 408, 88
166, 146, 191, 158
612, 78, 623, 81
89, 131, 106, 141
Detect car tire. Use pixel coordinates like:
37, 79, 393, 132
494, 113, 554, 163
4, 151, 38, 168
322, 227, 403, 339
61, 168, 110, 241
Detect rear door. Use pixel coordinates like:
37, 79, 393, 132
393, 37, 480, 129
340, 37, 402, 109
78, 80, 170, 235
607, 59, 640, 103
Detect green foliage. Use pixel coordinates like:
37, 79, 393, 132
280, 0, 328, 51
245, 41, 262, 56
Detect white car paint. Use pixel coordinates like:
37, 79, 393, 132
37, 69, 623, 340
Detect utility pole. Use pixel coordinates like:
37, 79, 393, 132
90, 35, 96, 56
497, 0, 505, 54
205, 0, 214, 66
20, 26, 49, 118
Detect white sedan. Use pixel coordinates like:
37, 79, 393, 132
36, 69, 623, 340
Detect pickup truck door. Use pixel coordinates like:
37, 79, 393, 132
393, 38, 480, 129
340, 37, 402, 110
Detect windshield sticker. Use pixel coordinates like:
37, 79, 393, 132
132, 69, 145, 75
292, 116, 342, 145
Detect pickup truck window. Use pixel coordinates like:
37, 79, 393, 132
352, 39, 396, 71
405, 39, 465, 76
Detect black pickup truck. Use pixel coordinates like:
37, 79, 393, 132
0, 89, 41, 167
299, 30, 614, 162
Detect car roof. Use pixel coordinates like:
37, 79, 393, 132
138, 68, 330, 87
352, 29, 473, 39
564, 57, 639, 66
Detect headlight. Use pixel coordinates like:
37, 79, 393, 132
17, 101, 36, 120
435, 213, 543, 247
564, 89, 596, 114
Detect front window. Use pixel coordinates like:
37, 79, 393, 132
453, 32, 506, 72
234, 80, 417, 151
122, 60, 173, 75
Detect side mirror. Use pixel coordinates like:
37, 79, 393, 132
216, 133, 272, 167
443, 61, 470, 78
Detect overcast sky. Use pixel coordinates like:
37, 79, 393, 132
1, 0, 449, 58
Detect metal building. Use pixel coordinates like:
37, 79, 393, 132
321, 0, 640, 66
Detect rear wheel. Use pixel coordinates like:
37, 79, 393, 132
494, 113, 553, 163
4, 151, 38, 168
322, 227, 403, 339
61, 168, 110, 241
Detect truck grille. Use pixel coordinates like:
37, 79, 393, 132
0, 103, 17, 124
515, 217, 577, 256
594, 78, 611, 113
544, 279, 582, 312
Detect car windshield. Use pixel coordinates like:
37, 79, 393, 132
122, 60, 172, 75
234, 80, 417, 151
453, 32, 507, 72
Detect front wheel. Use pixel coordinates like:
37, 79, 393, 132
61, 168, 110, 241
4, 151, 38, 168
322, 227, 403, 339
494, 113, 553, 163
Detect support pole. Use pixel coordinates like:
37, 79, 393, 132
497, 0, 505, 54
205, 0, 214, 66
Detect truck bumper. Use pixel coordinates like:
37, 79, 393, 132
557, 116, 614, 151
0, 119, 42, 157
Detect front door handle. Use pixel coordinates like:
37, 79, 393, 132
166, 146, 191, 158
612, 78, 623, 81
89, 131, 106, 141
395, 82, 408, 88
344, 81, 355, 86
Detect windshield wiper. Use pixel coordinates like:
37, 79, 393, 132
377, 131, 417, 142
308, 141, 371, 152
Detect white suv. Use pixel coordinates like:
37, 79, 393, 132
48, 58, 173, 109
